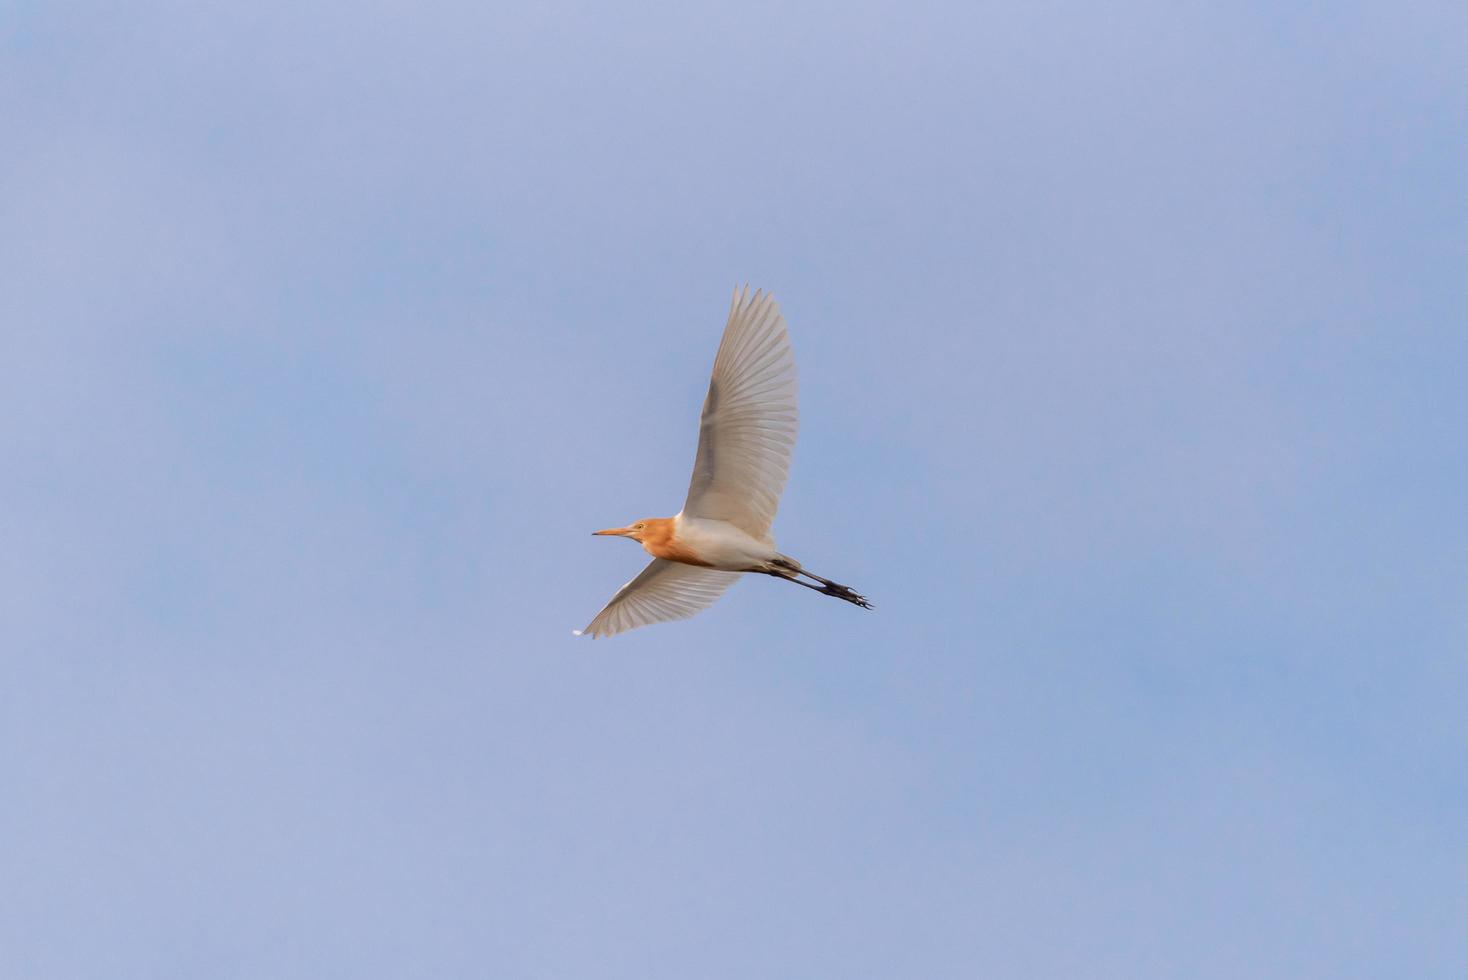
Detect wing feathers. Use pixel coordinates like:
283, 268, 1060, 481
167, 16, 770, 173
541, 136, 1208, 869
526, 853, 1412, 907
683, 287, 798, 538
576, 559, 738, 639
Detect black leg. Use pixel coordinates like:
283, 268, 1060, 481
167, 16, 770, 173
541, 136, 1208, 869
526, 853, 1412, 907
756, 568, 873, 609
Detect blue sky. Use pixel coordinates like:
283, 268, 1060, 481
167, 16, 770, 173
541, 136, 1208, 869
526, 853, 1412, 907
3, 2, 1466, 976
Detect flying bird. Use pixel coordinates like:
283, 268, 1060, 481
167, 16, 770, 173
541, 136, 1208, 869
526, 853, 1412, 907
576, 286, 871, 638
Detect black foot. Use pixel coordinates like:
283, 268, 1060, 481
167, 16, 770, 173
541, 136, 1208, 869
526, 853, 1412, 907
823, 584, 873, 609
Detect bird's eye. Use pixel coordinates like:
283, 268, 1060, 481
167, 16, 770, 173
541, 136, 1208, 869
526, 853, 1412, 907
635, 523, 645, 529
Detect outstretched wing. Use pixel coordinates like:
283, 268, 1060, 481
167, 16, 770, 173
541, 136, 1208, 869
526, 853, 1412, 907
682, 286, 798, 540
575, 559, 739, 639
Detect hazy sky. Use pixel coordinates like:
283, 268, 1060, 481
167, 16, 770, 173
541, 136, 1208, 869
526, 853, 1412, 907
4, 2, 1466, 976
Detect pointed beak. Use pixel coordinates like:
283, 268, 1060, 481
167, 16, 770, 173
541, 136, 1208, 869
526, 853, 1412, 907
592, 527, 629, 536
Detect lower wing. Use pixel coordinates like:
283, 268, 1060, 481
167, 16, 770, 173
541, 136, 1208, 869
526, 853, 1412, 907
575, 558, 740, 638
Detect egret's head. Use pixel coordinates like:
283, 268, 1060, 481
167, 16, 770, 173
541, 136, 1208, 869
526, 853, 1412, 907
593, 520, 651, 542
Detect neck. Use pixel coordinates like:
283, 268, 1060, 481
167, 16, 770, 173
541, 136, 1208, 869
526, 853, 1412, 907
640, 516, 711, 566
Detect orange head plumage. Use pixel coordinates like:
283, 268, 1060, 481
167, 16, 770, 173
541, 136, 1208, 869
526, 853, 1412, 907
591, 517, 709, 566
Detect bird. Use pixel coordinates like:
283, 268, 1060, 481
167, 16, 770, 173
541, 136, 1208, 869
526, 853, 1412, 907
576, 286, 871, 638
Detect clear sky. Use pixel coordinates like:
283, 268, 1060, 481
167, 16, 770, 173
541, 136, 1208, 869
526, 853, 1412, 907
4, 2, 1466, 976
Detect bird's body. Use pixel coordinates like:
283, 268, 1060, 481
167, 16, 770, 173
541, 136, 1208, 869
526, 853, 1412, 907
631, 515, 774, 571
576, 287, 870, 638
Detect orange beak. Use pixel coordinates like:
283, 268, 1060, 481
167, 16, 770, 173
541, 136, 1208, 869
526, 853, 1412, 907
592, 527, 630, 536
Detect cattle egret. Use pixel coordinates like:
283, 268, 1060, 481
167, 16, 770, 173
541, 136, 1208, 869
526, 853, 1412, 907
576, 286, 871, 638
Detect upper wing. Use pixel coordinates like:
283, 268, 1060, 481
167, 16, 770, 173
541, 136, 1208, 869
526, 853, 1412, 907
575, 558, 739, 639
682, 286, 799, 540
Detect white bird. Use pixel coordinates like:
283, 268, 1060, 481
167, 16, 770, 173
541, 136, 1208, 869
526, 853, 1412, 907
576, 286, 870, 638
